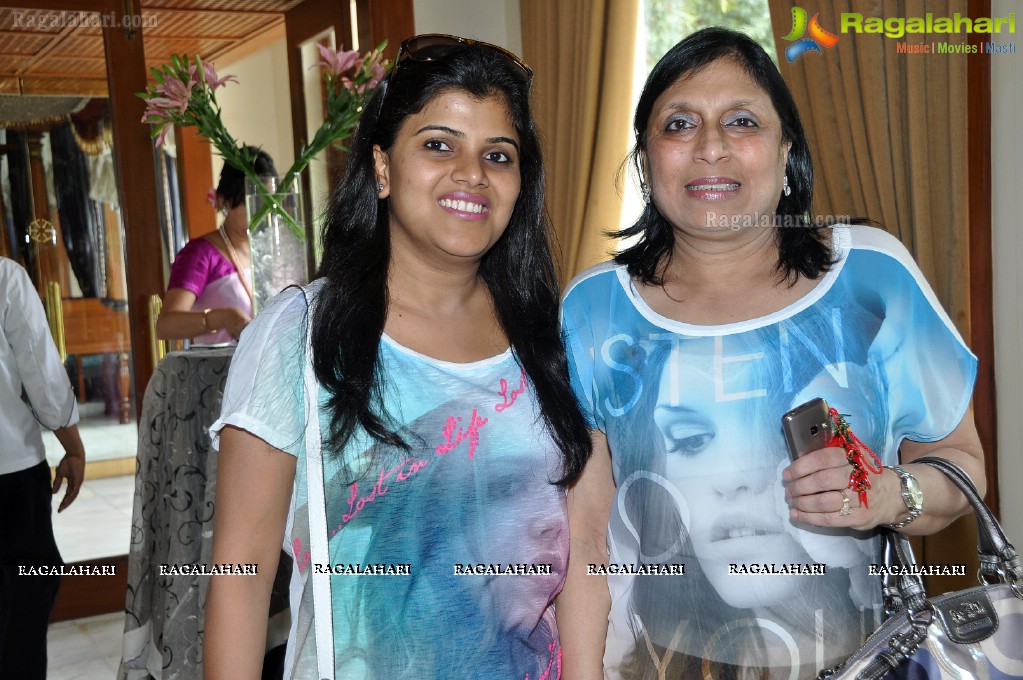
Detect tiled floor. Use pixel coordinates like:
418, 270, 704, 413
42, 402, 137, 467
47, 611, 124, 679
52, 473, 136, 563
47, 473, 136, 679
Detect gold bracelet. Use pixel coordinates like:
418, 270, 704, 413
202, 308, 214, 333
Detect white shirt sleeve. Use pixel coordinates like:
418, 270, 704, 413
210, 284, 311, 455
0, 257, 79, 431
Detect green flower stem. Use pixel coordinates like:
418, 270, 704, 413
245, 173, 305, 241
141, 45, 387, 243
245, 126, 356, 241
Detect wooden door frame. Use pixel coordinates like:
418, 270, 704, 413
283, 0, 414, 269
284, 0, 415, 155
283, 0, 352, 270
967, 0, 998, 516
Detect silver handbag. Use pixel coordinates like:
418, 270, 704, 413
819, 456, 1023, 679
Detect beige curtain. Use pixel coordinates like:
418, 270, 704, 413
768, 0, 970, 334
767, 0, 974, 594
520, 0, 639, 284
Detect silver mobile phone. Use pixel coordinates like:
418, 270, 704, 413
781, 397, 833, 461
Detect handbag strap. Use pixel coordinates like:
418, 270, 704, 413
820, 456, 1018, 680
854, 613, 932, 680
883, 456, 1021, 611
880, 532, 927, 614
914, 456, 1022, 583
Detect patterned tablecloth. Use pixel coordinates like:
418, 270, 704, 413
117, 347, 290, 680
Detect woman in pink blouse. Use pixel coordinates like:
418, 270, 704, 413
156, 148, 275, 345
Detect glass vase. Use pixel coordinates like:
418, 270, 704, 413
245, 173, 309, 313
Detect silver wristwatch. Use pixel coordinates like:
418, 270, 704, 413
886, 465, 924, 529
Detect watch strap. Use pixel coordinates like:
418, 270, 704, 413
886, 465, 923, 529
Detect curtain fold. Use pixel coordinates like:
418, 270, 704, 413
767, 0, 974, 597
768, 0, 970, 334
520, 0, 639, 284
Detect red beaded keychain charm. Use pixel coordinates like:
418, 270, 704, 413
827, 407, 883, 508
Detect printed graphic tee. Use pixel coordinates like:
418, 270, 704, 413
213, 281, 566, 680
561, 226, 977, 679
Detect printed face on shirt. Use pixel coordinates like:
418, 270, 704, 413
643, 57, 790, 237
469, 453, 567, 632
374, 90, 522, 268
651, 340, 810, 609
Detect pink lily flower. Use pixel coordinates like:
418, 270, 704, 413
141, 43, 387, 190
153, 124, 172, 148
160, 76, 190, 99
157, 78, 192, 114
313, 43, 359, 77
141, 97, 180, 122
367, 61, 386, 89
203, 61, 239, 89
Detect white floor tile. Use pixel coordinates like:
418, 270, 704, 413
43, 451, 136, 678
47, 612, 123, 679
52, 474, 135, 563
47, 656, 117, 680
42, 411, 137, 466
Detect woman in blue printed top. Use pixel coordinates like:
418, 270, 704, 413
557, 27, 991, 680
204, 36, 591, 679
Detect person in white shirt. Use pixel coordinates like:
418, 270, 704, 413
0, 256, 86, 679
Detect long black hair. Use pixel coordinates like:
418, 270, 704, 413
615, 27, 835, 285
312, 43, 591, 485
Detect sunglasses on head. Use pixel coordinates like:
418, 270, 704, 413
393, 34, 533, 85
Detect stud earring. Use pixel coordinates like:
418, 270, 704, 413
219, 204, 229, 217
641, 183, 651, 205
782, 175, 791, 197
377, 183, 385, 192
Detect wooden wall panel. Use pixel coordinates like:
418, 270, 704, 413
967, 0, 998, 514
175, 125, 216, 240
103, 0, 163, 416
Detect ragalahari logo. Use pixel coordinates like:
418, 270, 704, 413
783, 7, 839, 61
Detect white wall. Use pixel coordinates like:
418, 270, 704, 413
413, 0, 521, 54
992, 0, 1023, 542
213, 40, 294, 183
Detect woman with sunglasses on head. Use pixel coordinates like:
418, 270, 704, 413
204, 35, 591, 680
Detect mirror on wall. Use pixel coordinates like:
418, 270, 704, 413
0, 95, 138, 486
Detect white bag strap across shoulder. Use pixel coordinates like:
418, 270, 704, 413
300, 288, 334, 679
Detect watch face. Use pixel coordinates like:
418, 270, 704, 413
906, 477, 924, 509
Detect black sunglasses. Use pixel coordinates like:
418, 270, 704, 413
393, 33, 533, 85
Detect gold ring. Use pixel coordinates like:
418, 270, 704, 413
837, 490, 852, 516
